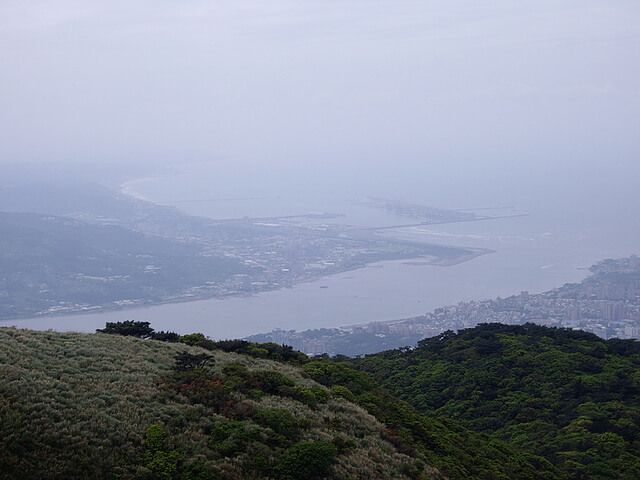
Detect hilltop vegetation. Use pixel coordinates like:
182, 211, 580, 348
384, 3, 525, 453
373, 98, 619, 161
346, 323, 640, 479
0, 327, 443, 480
0, 326, 565, 480
2, 322, 637, 479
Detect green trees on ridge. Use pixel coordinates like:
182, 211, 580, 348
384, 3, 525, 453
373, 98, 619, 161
345, 323, 640, 479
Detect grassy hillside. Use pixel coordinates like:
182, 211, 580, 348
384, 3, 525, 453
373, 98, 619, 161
0, 326, 568, 480
0, 328, 443, 480
347, 323, 640, 480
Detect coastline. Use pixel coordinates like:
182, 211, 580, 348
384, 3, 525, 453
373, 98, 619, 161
0, 247, 595, 340
0, 169, 490, 323
4, 162, 626, 339
0, 244, 490, 324
2, 163, 496, 324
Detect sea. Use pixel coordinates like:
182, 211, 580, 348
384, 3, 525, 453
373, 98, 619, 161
4, 158, 639, 339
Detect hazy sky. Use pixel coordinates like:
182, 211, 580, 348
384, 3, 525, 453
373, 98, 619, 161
1, 0, 639, 176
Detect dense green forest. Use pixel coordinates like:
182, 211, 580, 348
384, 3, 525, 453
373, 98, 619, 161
343, 323, 640, 479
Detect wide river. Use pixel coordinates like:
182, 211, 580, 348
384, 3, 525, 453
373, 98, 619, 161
4, 160, 639, 339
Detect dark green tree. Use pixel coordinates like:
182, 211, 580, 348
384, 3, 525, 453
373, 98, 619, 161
96, 320, 154, 338
150, 331, 181, 342
173, 351, 213, 372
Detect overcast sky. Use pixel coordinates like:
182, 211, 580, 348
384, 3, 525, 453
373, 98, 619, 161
1, 0, 638, 176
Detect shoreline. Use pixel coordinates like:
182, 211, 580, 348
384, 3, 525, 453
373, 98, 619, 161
0, 164, 528, 331
0, 246, 490, 324
0, 249, 599, 341
0, 168, 486, 325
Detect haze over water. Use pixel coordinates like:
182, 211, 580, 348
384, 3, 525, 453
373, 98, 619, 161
1, 1, 638, 338
6, 158, 639, 339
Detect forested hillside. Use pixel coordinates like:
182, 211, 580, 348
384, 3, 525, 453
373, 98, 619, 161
345, 323, 640, 479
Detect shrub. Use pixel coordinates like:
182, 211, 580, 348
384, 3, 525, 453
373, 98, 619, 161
273, 441, 337, 480
330, 385, 357, 403
252, 370, 295, 394
173, 351, 214, 372
208, 420, 261, 457
203, 340, 308, 365
141, 450, 181, 480
209, 339, 250, 352
180, 461, 217, 480
242, 454, 271, 477
222, 362, 249, 378
290, 386, 329, 407
145, 424, 168, 452
331, 435, 357, 453
181, 333, 208, 346
150, 331, 181, 342
251, 342, 308, 364
253, 409, 300, 437
140, 425, 181, 480
167, 375, 229, 411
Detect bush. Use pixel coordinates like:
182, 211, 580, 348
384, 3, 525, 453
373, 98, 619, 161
273, 441, 337, 480
209, 339, 250, 352
150, 331, 181, 342
253, 409, 301, 437
181, 333, 208, 346
290, 386, 329, 407
140, 425, 181, 480
252, 370, 295, 393
330, 385, 357, 403
222, 362, 249, 378
208, 420, 261, 457
166, 375, 229, 411
145, 424, 168, 452
331, 435, 357, 453
180, 461, 217, 480
173, 351, 214, 372
141, 450, 181, 480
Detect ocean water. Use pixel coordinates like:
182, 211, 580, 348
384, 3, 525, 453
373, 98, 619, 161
5, 159, 639, 339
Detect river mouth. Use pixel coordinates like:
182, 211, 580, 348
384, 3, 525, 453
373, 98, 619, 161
3, 159, 639, 339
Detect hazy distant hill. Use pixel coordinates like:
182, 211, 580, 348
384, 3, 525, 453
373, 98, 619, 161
0, 183, 140, 218
0, 182, 220, 239
0, 211, 249, 318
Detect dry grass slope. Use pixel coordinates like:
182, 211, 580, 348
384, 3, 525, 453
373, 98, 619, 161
0, 328, 441, 480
